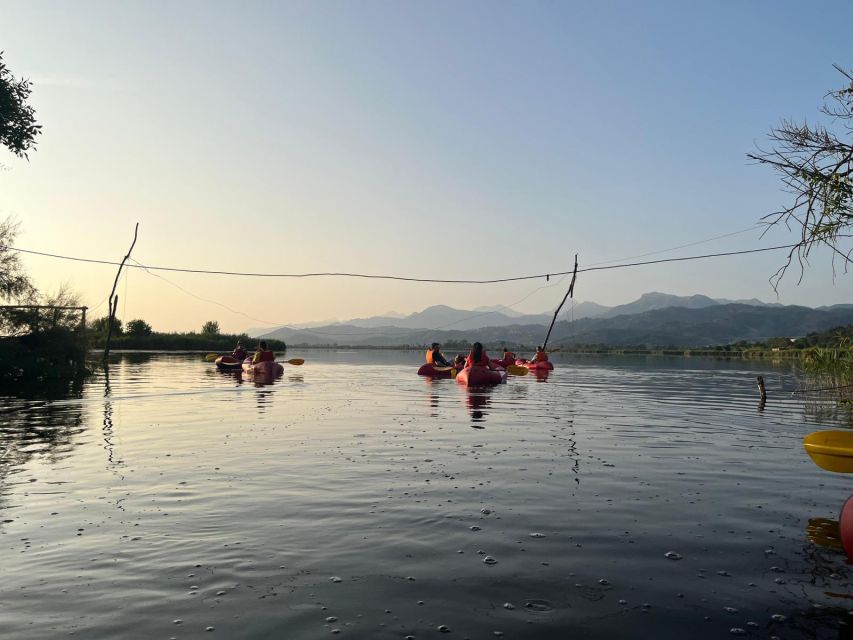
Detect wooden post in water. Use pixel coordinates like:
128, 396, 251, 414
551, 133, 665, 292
103, 223, 139, 364
756, 375, 767, 401
542, 254, 578, 352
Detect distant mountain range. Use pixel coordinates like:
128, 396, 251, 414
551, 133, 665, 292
256, 292, 853, 348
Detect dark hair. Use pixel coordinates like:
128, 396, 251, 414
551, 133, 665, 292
503, 348, 509, 353
536, 345, 543, 351
259, 341, 268, 350
471, 342, 483, 362
431, 342, 440, 348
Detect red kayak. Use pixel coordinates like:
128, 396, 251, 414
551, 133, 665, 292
516, 358, 554, 371
456, 366, 507, 386
418, 363, 461, 378
215, 355, 243, 370
242, 359, 284, 377
841, 495, 853, 563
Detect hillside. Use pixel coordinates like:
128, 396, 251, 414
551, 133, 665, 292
261, 303, 853, 348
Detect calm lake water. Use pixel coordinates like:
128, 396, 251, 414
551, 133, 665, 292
1, 351, 851, 639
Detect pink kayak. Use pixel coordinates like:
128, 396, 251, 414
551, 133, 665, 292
456, 366, 507, 386
841, 495, 853, 563
242, 359, 284, 376
417, 363, 461, 378
516, 358, 554, 371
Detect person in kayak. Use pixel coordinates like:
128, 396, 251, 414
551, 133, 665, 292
501, 348, 517, 366
453, 354, 466, 369
531, 346, 549, 363
426, 342, 451, 367
232, 340, 248, 361
466, 342, 498, 370
252, 341, 276, 364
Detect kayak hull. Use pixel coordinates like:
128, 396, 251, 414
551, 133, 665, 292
456, 366, 507, 386
841, 495, 853, 562
242, 360, 284, 377
418, 363, 459, 378
803, 430, 853, 473
215, 355, 242, 370
516, 358, 554, 371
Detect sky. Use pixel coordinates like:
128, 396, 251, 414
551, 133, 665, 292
1, 0, 852, 333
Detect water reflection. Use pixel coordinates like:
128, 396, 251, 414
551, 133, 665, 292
466, 388, 492, 426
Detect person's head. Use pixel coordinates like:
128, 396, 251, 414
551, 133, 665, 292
259, 341, 268, 350
454, 354, 464, 364
431, 342, 440, 351
503, 348, 509, 354
536, 345, 543, 352
470, 342, 484, 361
237, 340, 243, 347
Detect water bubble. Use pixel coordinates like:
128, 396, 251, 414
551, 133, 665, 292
438, 624, 451, 633
729, 629, 745, 636
216, 590, 226, 596
470, 526, 482, 532
206, 627, 215, 632
173, 619, 182, 625
664, 551, 682, 560
326, 616, 338, 623
724, 607, 738, 613
330, 577, 342, 583
483, 556, 498, 565
746, 621, 759, 628
529, 532, 546, 538
481, 508, 492, 514
331, 629, 341, 634
618, 599, 627, 605
598, 579, 609, 586
771, 614, 786, 622
717, 570, 731, 577
503, 602, 515, 610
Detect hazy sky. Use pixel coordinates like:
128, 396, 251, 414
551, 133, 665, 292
2, 1, 851, 333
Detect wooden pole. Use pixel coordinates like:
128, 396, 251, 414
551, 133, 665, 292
103, 223, 139, 363
756, 375, 767, 401
542, 254, 578, 351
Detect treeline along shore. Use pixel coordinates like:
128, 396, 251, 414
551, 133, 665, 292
89, 331, 287, 353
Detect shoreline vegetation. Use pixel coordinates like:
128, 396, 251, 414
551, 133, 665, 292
89, 331, 286, 353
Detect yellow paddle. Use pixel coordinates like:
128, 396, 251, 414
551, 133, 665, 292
506, 364, 528, 376
205, 353, 219, 362
285, 358, 305, 366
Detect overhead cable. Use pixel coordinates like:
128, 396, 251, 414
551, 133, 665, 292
6, 243, 800, 284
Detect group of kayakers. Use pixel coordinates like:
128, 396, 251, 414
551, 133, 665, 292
231, 340, 276, 364
426, 342, 549, 371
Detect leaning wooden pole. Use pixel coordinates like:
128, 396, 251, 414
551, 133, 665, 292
103, 223, 139, 364
542, 254, 578, 351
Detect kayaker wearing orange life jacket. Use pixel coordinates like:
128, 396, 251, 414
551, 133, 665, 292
532, 346, 549, 363
252, 340, 276, 364
466, 342, 497, 370
501, 348, 517, 367
425, 342, 450, 367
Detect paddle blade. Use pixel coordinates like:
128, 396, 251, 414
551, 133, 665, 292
205, 353, 219, 362
506, 364, 528, 376
286, 358, 305, 366
450, 368, 458, 379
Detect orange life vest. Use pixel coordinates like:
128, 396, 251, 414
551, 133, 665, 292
425, 349, 434, 364
533, 351, 549, 363
253, 350, 275, 363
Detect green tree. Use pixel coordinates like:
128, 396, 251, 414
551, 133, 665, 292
201, 320, 220, 335
126, 318, 153, 336
91, 316, 123, 335
0, 217, 35, 302
749, 65, 853, 287
0, 52, 41, 159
